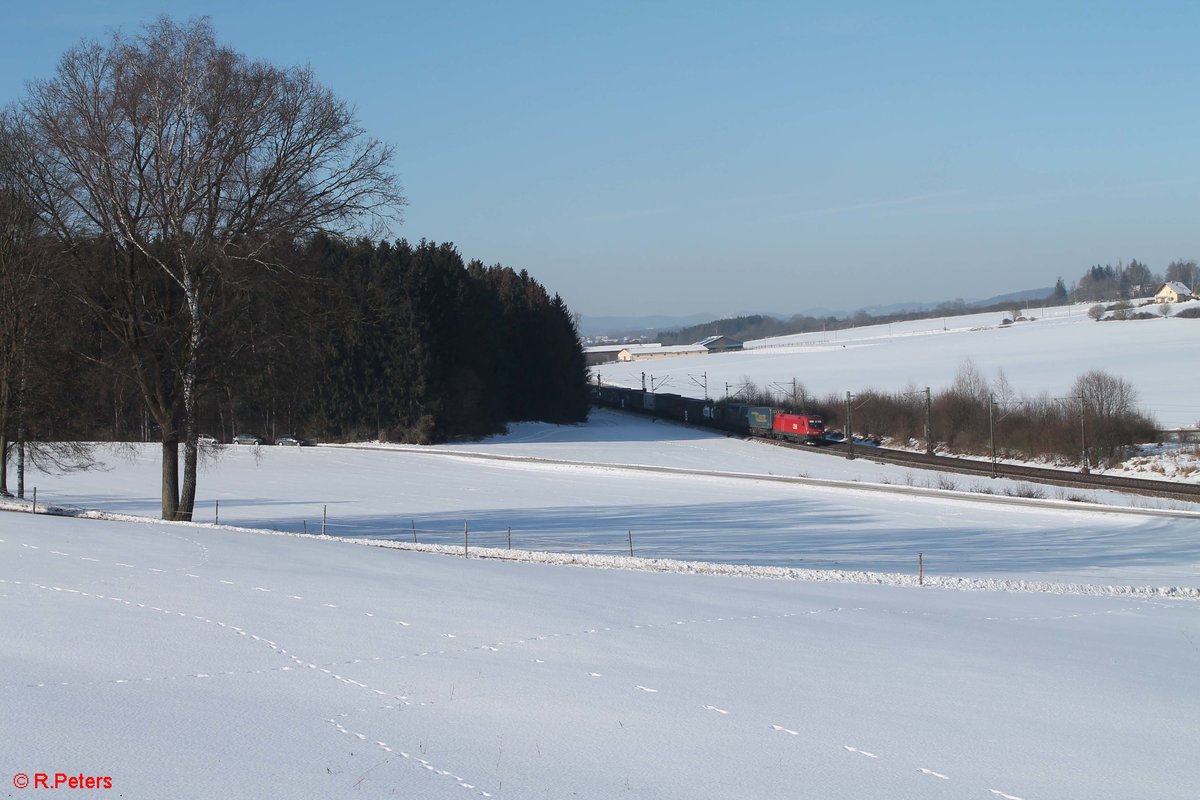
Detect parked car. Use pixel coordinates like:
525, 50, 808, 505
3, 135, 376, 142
276, 435, 312, 447
197, 434, 219, 445
232, 433, 264, 445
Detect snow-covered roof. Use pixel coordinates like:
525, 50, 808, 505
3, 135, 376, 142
585, 343, 662, 354
1159, 281, 1193, 296
695, 334, 743, 345
623, 344, 707, 355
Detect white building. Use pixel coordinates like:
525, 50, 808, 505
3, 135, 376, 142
1155, 282, 1193, 304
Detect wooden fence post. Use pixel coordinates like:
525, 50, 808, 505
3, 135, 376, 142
628, 530, 633, 557
919, 552, 924, 586
464, 521, 469, 558
322, 505, 327, 536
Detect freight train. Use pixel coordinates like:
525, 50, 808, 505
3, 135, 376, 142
593, 385, 828, 444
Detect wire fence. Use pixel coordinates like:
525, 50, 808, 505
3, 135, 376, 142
1, 491, 646, 558
309, 513, 640, 558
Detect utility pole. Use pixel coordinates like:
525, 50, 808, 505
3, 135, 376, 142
845, 392, 854, 460
904, 386, 935, 456
924, 386, 934, 456
1079, 394, 1090, 474
688, 371, 708, 400
989, 394, 997, 478
641, 371, 646, 392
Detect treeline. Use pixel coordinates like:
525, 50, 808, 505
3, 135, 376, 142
3, 234, 588, 452
288, 236, 589, 442
728, 363, 1156, 468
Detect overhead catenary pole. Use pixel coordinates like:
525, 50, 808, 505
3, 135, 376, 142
1080, 393, 1090, 474
924, 386, 934, 456
904, 386, 935, 456
989, 394, 997, 478
845, 392, 854, 460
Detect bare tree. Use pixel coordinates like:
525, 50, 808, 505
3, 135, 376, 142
14, 17, 403, 519
1071, 369, 1153, 465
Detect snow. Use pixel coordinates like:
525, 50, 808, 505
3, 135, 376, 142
4, 410, 1200, 798
593, 300, 1200, 429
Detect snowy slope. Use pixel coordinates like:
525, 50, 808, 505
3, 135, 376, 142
4, 412, 1200, 799
594, 301, 1200, 428
3, 512, 1199, 799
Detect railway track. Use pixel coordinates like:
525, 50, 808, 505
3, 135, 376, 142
760, 436, 1200, 503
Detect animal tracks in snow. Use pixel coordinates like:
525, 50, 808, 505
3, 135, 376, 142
842, 745, 878, 759
4, 535, 1064, 799
326, 718, 493, 798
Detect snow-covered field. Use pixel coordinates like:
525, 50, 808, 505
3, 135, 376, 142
14, 410, 1200, 586
4, 411, 1200, 798
594, 300, 1200, 429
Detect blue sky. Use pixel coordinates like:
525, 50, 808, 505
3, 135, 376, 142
3, 2, 1198, 318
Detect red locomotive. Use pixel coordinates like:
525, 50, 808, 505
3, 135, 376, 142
771, 412, 826, 444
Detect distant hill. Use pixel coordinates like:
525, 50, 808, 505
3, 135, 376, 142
578, 313, 719, 338
583, 289, 1054, 339
653, 288, 1056, 345
858, 287, 1054, 317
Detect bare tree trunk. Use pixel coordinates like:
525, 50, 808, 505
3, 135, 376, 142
15, 354, 26, 498
177, 440, 197, 521
0, 432, 8, 496
161, 439, 179, 519
16, 425, 24, 499
176, 276, 201, 521
0, 382, 8, 496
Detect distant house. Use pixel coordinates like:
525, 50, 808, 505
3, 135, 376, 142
584, 343, 660, 366
1155, 282, 1193, 304
694, 335, 744, 353
617, 344, 707, 362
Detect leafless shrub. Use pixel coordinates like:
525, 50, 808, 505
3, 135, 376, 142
1003, 483, 1047, 499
